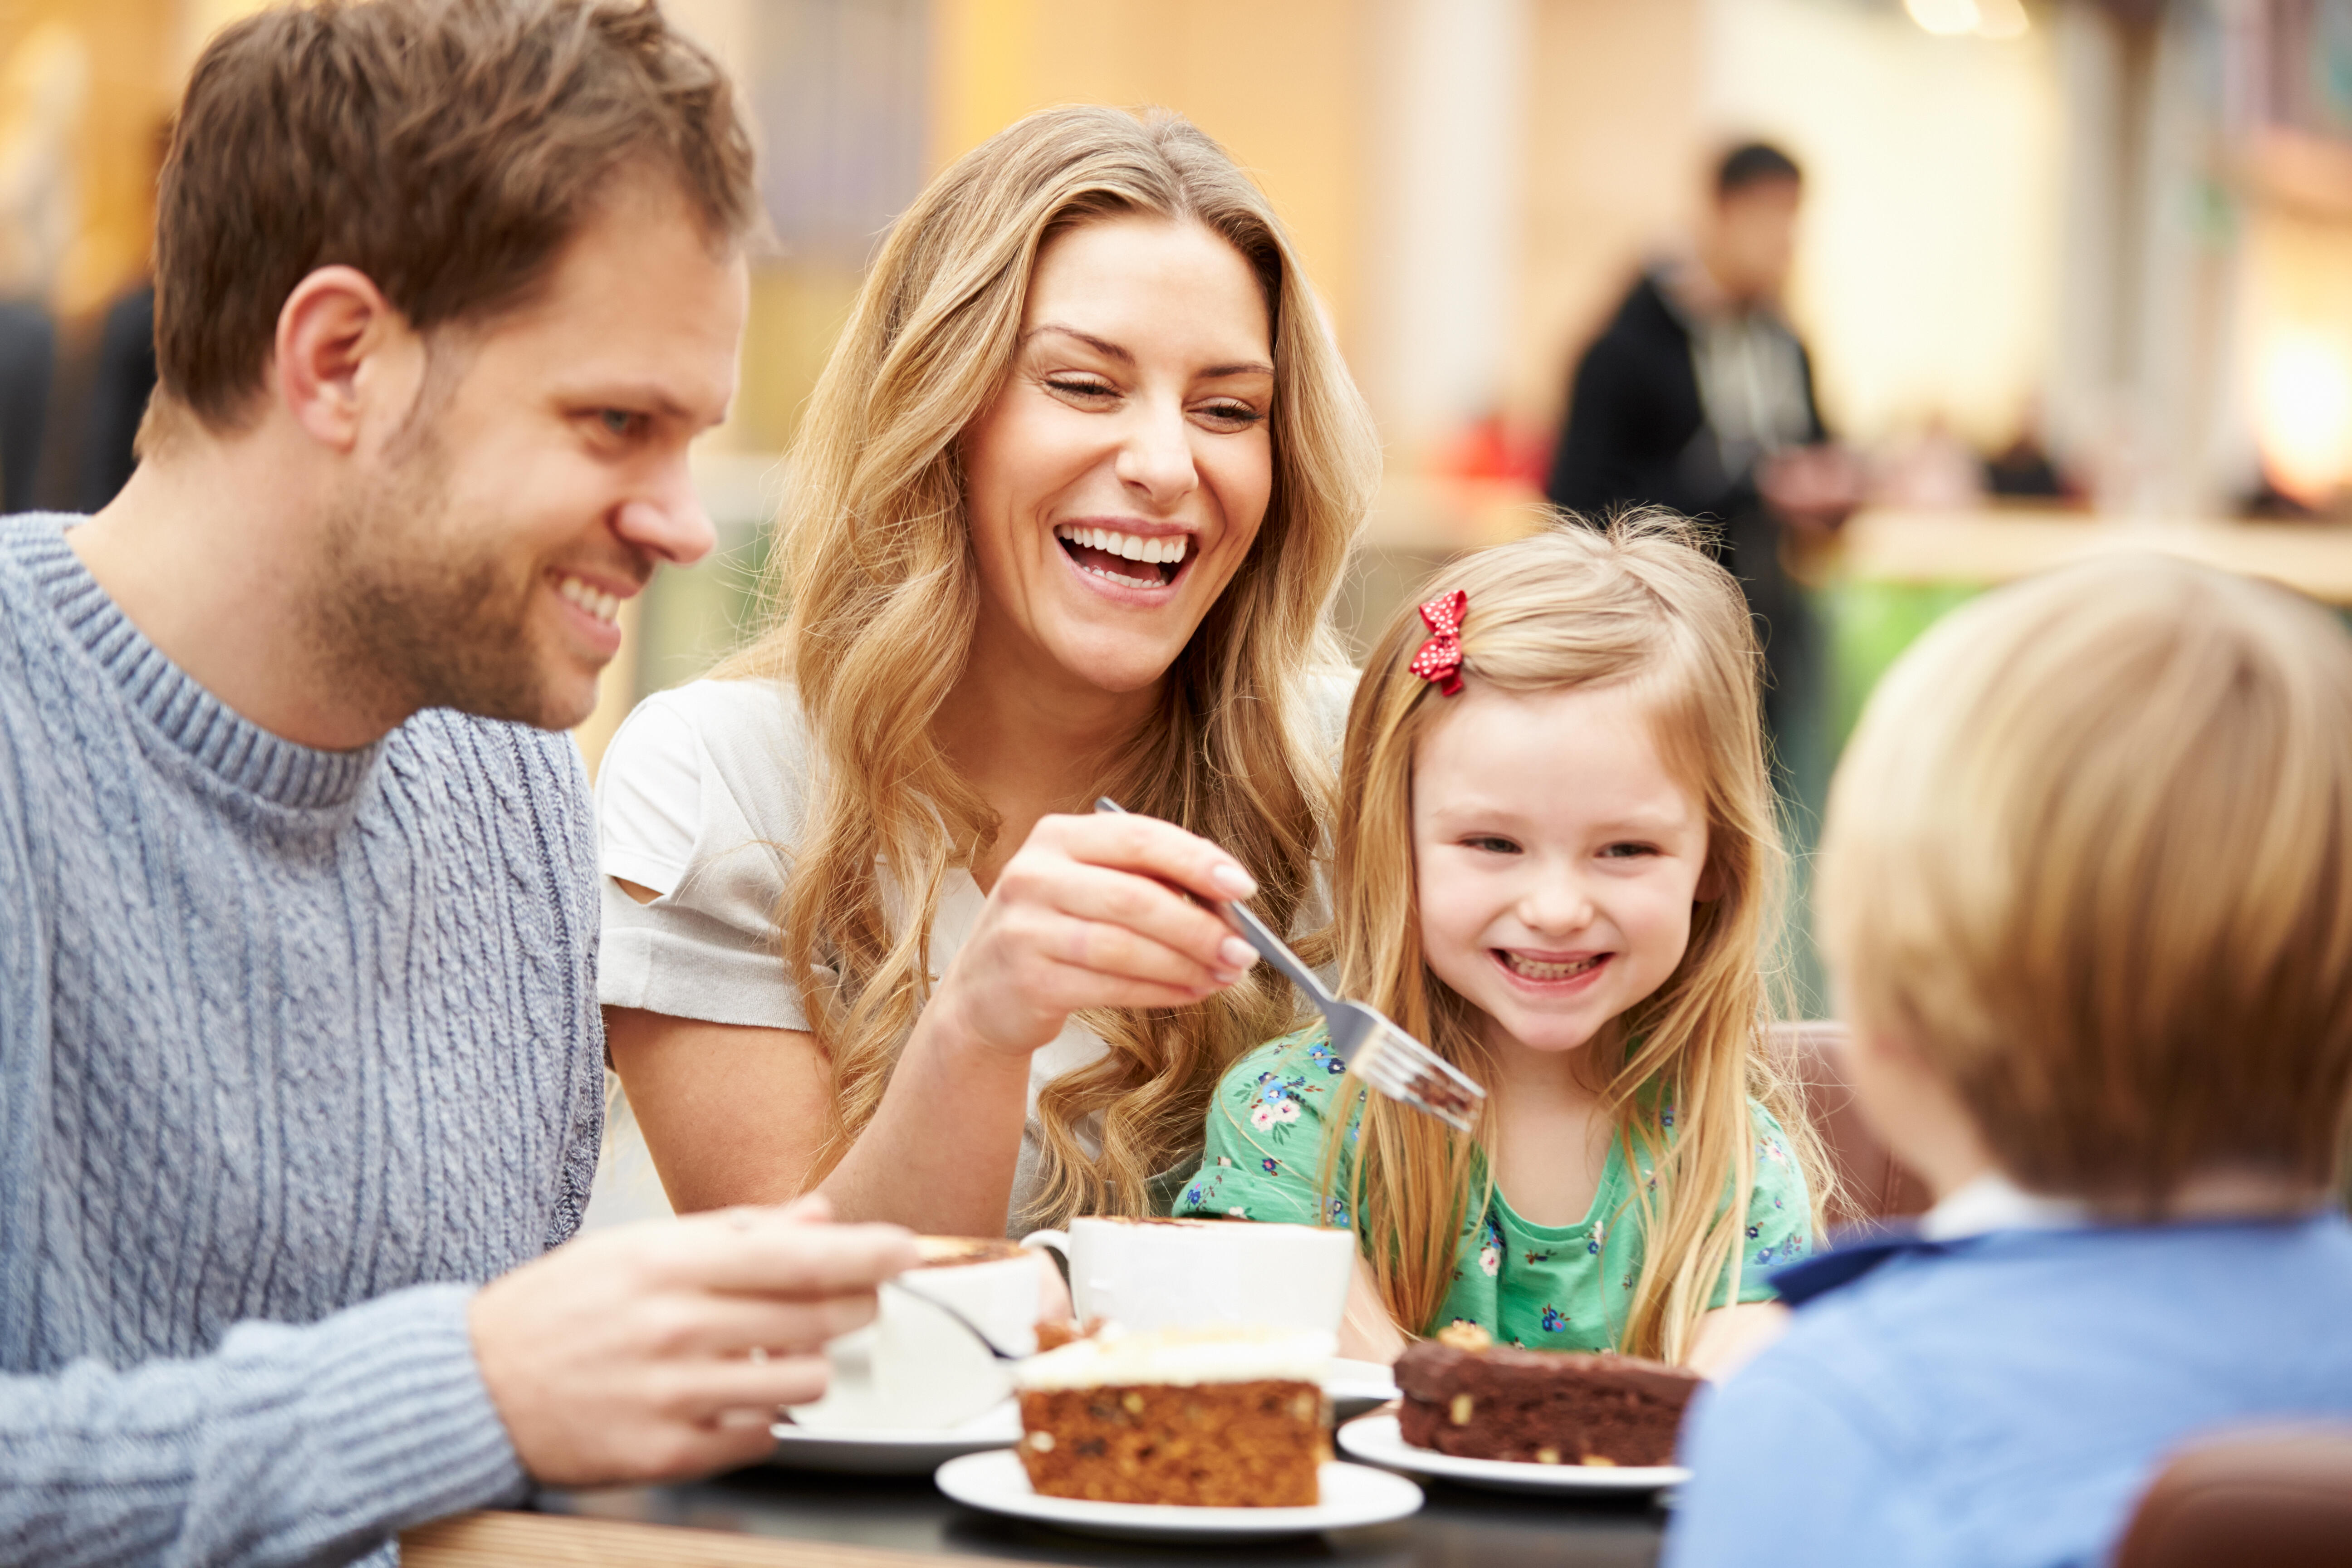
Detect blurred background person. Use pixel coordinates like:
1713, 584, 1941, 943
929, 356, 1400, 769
1545, 141, 1859, 770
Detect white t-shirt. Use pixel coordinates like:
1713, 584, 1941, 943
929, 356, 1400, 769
584, 672, 1355, 1233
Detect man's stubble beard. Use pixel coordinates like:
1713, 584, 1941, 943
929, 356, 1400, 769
310, 423, 580, 735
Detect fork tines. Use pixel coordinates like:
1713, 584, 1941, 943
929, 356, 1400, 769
1352, 1021, 1485, 1133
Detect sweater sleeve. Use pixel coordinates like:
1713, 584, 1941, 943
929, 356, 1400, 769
0, 1284, 524, 1568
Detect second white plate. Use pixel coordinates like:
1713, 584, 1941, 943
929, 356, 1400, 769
934, 1450, 1423, 1541
1326, 1356, 1401, 1419
1338, 1411, 1689, 1495
767, 1400, 1021, 1475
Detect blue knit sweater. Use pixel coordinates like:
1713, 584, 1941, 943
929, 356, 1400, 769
0, 515, 606, 1566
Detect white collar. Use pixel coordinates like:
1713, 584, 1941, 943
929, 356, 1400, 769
1917, 1172, 2091, 1241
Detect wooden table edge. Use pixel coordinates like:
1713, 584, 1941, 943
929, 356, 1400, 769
401, 1508, 1031, 1568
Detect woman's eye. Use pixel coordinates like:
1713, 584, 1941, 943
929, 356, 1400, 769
1196, 401, 1265, 430
1044, 376, 1116, 401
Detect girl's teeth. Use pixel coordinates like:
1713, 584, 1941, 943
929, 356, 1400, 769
1506, 952, 1602, 981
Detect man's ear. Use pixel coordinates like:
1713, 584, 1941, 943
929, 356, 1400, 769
271, 265, 421, 452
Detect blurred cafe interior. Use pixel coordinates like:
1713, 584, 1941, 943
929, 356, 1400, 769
5, 0, 2351, 911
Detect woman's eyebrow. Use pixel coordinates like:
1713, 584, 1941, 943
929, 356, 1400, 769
1023, 323, 1133, 363
1022, 323, 1274, 381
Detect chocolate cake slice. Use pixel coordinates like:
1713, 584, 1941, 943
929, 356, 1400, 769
1394, 1325, 1700, 1467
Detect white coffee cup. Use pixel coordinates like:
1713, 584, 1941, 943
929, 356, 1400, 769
786, 1237, 1044, 1433
1018, 1216, 1354, 1336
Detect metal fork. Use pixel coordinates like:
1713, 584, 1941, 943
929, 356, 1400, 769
1093, 798, 1487, 1132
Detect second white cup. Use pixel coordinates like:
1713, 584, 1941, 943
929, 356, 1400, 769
1019, 1215, 1354, 1336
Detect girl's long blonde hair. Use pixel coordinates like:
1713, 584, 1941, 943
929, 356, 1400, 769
718, 105, 1380, 1224
1319, 515, 1828, 1362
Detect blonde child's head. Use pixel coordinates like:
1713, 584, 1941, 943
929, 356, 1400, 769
1328, 513, 1823, 1360
1821, 554, 2352, 1213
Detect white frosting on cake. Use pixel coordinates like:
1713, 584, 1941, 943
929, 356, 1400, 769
1014, 1325, 1335, 1391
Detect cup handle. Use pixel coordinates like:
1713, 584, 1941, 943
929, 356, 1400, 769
1018, 1228, 1069, 1264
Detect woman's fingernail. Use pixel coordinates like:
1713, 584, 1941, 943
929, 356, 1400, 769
1213, 971, 1245, 988
1220, 937, 1257, 970
1211, 863, 1258, 899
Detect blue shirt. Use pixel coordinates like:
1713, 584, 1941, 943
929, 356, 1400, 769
1663, 1215, 2352, 1568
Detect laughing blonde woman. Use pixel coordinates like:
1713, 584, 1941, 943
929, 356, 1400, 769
592, 106, 1381, 1236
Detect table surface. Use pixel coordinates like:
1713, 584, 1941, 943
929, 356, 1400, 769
524, 1456, 1667, 1568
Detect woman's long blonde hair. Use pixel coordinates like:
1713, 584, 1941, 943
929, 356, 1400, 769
1318, 515, 1828, 1362
719, 106, 1380, 1224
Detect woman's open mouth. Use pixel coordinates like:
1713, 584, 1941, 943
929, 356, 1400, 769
1052, 522, 1192, 590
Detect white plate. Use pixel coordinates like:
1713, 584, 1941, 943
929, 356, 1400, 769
1326, 1356, 1401, 1417
934, 1450, 1423, 1541
766, 1400, 1021, 1475
1338, 1411, 1689, 1495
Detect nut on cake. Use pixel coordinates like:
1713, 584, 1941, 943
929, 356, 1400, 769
1012, 1325, 1335, 1506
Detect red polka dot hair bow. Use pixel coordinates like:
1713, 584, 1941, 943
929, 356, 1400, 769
1409, 589, 1468, 696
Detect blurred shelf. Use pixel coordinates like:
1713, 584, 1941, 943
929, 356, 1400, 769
1837, 506, 2352, 605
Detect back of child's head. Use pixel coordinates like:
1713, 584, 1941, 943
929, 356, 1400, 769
1329, 513, 1820, 1358
1821, 554, 2352, 1212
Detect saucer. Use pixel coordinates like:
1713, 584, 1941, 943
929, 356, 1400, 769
767, 1400, 1021, 1475
1338, 1411, 1690, 1495
934, 1450, 1423, 1541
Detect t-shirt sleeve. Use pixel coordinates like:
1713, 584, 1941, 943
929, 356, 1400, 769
1710, 1102, 1815, 1308
594, 687, 812, 1032
1169, 1031, 1355, 1227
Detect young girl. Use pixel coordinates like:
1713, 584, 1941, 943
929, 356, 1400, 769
1174, 517, 1828, 1369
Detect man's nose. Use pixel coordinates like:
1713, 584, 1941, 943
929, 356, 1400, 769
616, 466, 717, 568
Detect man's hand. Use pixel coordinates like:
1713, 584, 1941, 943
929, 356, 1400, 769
469, 1195, 918, 1485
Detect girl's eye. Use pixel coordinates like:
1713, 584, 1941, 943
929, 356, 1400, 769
598, 409, 645, 439
1044, 376, 1117, 401
1601, 842, 1659, 859
1464, 835, 1520, 855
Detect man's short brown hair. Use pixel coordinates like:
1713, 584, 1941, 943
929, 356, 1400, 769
154, 0, 756, 430
1820, 555, 2352, 1210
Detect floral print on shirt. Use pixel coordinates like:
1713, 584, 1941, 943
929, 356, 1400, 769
1172, 1026, 1814, 1350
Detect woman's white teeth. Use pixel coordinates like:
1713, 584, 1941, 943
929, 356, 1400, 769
1053, 524, 1190, 565
557, 575, 620, 625
1504, 951, 1603, 981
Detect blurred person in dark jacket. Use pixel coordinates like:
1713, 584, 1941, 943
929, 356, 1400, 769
1546, 142, 1857, 758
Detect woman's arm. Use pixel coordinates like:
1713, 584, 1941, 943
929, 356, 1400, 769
613, 812, 1261, 1234
603, 1009, 835, 1212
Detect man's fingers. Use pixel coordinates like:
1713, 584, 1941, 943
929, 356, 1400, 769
665, 1352, 834, 1420
665, 1215, 921, 1298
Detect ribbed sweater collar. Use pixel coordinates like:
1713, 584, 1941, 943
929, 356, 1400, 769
7, 515, 382, 811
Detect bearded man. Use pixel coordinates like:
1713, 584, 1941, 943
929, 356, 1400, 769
0, 4, 915, 1563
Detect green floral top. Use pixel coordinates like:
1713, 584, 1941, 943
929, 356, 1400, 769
1171, 1026, 1813, 1349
